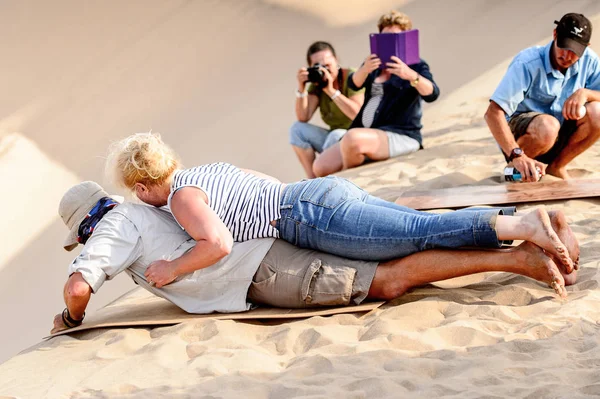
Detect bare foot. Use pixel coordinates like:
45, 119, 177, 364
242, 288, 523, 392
521, 208, 573, 273
548, 210, 580, 271
546, 165, 571, 180
512, 242, 568, 297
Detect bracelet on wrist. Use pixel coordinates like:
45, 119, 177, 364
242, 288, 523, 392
410, 75, 420, 88
295, 89, 308, 98
330, 90, 341, 100
62, 308, 85, 328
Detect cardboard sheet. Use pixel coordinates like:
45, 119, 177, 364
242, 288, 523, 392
48, 288, 384, 338
395, 178, 600, 210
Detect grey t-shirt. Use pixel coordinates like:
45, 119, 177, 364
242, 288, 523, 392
68, 202, 275, 313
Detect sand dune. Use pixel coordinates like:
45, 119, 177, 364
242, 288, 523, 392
2, 0, 600, 397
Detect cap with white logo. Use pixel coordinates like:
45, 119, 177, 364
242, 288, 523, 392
554, 13, 592, 57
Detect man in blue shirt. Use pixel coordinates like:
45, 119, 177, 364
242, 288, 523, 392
485, 13, 600, 181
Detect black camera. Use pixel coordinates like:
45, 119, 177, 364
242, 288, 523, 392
307, 63, 326, 84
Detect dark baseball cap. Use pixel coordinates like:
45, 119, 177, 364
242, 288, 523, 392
554, 13, 592, 57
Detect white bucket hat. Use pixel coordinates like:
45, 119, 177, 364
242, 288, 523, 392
58, 181, 123, 251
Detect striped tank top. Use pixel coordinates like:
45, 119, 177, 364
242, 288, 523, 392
168, 163, 283, 241
361, 82, 384, 128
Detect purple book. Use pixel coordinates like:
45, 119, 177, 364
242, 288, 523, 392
369, 30, 420, 68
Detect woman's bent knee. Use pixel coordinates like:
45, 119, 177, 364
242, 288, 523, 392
289, 121, 310, 147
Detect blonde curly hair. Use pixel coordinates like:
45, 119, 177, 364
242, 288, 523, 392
106, 132, 181, 190
377, 10, 412, 32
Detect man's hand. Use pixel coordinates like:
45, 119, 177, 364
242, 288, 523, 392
512, 155, 547, 182
386, 56, 417, 81
563, 88, 588, 120
51, 313, 69, 334
145, 259, 177, 288
359, 54, 381, 75
296, 67, 309, 92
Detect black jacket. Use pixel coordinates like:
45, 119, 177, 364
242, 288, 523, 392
348, 59, 439, 147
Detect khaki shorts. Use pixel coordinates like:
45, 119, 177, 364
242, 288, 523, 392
507, 111, 578, 164
247, 240, 378, 309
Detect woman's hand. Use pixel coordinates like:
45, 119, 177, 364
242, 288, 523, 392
297, 67, 309, 91
359, 54, 381, 75
320, 66, 336, 96
386, 56, 418, 81
145, 260, 177, 288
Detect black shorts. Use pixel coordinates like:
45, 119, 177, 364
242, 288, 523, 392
504, 112, 578, 164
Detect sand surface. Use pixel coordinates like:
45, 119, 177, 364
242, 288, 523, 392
2, 0, 600, 397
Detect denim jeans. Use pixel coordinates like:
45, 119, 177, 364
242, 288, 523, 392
276, 177, 512, 261
289, 121, 346, 153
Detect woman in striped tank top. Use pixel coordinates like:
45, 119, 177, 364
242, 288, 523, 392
106, 133, 577, 288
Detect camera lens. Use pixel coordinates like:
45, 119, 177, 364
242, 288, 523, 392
307, 63, 325, 84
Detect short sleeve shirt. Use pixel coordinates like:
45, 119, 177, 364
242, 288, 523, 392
307, 67, 364, 130
491, 41, 600, 124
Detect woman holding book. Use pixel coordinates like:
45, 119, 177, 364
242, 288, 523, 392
313, 11, 440, 177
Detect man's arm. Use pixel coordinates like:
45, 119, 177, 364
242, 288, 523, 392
64, 272, 91, 319
51, 273, 92, 334
563, 88, 600, 120
486, 56, 546, 182
484, 101, 546, 182
51, 211, 143, 333
485, 101, 521, 156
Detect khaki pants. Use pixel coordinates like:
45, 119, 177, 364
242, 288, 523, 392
247, 240, 378, 308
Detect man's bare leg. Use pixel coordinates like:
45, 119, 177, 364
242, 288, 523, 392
368, 209, 579, 301
313, 142, 344, 177
547, 102, 600, 179
369, 242, 572, 301
292, 146, 317, 179
339, 128, 390, 169
517, 114, 560, 158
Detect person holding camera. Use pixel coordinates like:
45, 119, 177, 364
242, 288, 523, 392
313, 11, 439, 177
291, 41, 365, 178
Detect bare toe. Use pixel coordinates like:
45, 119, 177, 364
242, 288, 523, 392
526, 208, 573, 273
513, 241, 571, 298
548, 210, 580, 271
516, 242, 568, 298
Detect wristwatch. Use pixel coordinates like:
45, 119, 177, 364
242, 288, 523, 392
508, 147, 524, 161
410, 75, 420, 87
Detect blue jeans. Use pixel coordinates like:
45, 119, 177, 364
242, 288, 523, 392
276, 177, 512, 261
289, 122, 346, 153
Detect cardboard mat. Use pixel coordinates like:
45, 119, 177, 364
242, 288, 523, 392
48, 287, 384, 338
395, 178, 600, 210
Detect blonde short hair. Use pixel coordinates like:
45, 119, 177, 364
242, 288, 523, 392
377, 10, 412, 32
106, 132, 180, 189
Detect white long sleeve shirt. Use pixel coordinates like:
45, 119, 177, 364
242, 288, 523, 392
68, 202, 274, 313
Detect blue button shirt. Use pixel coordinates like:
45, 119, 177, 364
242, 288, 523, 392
491, 40, 600, 123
